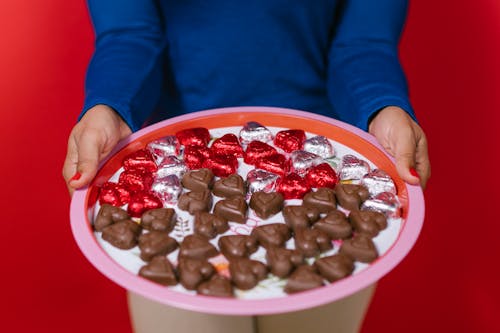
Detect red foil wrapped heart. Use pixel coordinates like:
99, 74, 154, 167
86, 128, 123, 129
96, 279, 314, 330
211, 133, 244, 158
274, 129, 306, 153
244, 141, 278, 165
202, 154, 239, 177
277, 172, 311, 200
127, 192, 163, 218
255, 153, 289, 176
176, 127, 210, 147
122, 149, 157, 173
98, 182, 131, 206
118, 169, 154, 193
306, 163, 338, 189
184, 145, 211, 169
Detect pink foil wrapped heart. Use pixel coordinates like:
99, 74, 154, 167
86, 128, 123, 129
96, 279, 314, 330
255, 153, 289, 177
156, 155, 188, 179
274, 129, 306, 153
151, 174, 183, 205
289, 150, 323, 176
361, 169, 397, 196
305, 163, 338, 189
146, 135, 180, 165
303, 135, 335, 158
361, 192, 401, 218
238, 121, 273, 145
339, 154, 370, 181
246, 169, 280, 196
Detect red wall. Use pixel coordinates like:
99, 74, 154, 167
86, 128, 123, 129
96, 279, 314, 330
1, 1, 498, 332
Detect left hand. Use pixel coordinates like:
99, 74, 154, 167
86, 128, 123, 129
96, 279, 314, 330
368, 106, 430, 188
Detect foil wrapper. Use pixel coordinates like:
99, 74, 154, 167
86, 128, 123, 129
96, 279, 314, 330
289, 150, 323, 176
244, 141, 278, 165
184, 145, 210, 170
151, 174, 183, 205
239, 121, 273, 145
277, 172, 311, 200
146, 135, 180, 165
202, 154, 239, 177
339, 154, 370, 181
211, 133, 244, 158
305, 162, 338, 189
122, 149, 158, 173
361, 169, 397, 196
127, 192, 163, 218
255, 153, 289, 177
176, 127, 210, 147
118, 169, 154, 193
156, 155, 188, 179
361, 192, 401, 218
303, 135, 335, 158
274, 129, 306, 153
98, 182, 130, 206
246, 169, 280, 196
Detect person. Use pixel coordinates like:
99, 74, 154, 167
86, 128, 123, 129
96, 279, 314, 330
63, 1, 430, 332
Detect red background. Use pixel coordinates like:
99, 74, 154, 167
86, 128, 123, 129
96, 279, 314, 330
1, 0, 499, 331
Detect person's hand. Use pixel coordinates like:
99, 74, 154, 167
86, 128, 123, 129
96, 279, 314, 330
368, 106, 430, 188
62, 105, 132, 195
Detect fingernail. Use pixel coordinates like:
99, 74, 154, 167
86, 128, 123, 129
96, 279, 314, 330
410, 168, 420, 179
70, 172, 81, 181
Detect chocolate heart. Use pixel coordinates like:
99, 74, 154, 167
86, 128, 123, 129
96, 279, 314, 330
284, 265, 324, 294
177, 258, 215, 290
101, 220, 142, 250
314, 254, 355, 282
229, 257, 268, 290
138, 231, 178, 261
140, 208, 176, 232
334, 183, 370, 211
178, 234, 218, 260
193, 212, 229, 239
348, 210, 387, 238
213, 196, 248, 223
181, 168, 214, 192
251, 223, 291, 248
255, 153, 289, 177
294, 228, 332, 258
340, 234, 379, 263
94, 204, 129, 231
197, 275, 234, 298
177, 189, 213, 215
303, 187, 337, 213
282, 205, 320, 230
313, 210, 352, 240
138, 256, 177, 286
249, 191, 284, 219
265, 247, 304, 278
218, 235, 258, 259
213, 174, 246, 198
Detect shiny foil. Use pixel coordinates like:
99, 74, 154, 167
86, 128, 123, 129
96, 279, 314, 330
277, 172, 311, 200
246, 169, 280, 196
127, 192, 164, 218
118, 169, 154, 193
339, 154, 370, 181
122, 149, 158, 173
289, 150, 323, 176
184, 145, 211, 170
151, 174, 183, 205
303, 135, 335, 158
156, 155, 188, 179
274, 129, 306, 153
244, 140, 278, 165
146, 135, 180, 165
361, 169, 397, 196
98, 182, 130, 206
202, 154, 239, 177
255, 153, 289, 177
305, 163, 338, 189
361, 192, 401, 218
176, 127, 210, 147
238, 121, 273, 145
211, 133, 244, 158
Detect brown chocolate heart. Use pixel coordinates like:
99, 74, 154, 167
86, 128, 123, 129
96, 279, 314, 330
213, 196, 248, 223
229, 257, 268, 290
284, 265, 324, 294
140, 208, 176, 232
249, 191, 284, 219
302, 187, 337, 213
314, 253, 355, 282
138, 256, 177, 286
193, 212, 229, 239
334, 183, 370, 211
340, 234, 379, 263
181, 168, 214, 192
178, 234, 219, 260
138, 231, 178, 261
282, 205, 320, 230
294, 228, 332, 257
94, 204, 130, 231
177, 258, 215, 290
101, 220, 142, 250
348, 210, 387, 237
218, 235, 258, 259
313, 210, 352, 240
250, 223, 291, 248
266, 247, 304, 278
178, 189, 213, 215
213, 174, 246, 198
197, 275, 234, 298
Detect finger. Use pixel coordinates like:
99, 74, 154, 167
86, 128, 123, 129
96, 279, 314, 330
69, 129, 102, 190
63, 136, 79, 195
414, 134, 431, 188
393, 131, 420, 186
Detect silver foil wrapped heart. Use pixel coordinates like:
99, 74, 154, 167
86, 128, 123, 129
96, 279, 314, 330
146, 135, 180, 165
151, 174, 183, 205
303, 135, 335, 158
238, 121, 274, 145
339, 154, 370, 181
156, 155, 188, 179
289, 150, 323, 176
361, 169, 397, 196
361, 192, 401, 218
246, 169, 280, 198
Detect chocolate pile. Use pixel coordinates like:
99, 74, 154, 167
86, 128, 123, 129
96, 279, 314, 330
94, 122, 401, 298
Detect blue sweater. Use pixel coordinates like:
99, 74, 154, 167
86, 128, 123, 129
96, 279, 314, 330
83, 0, 415, 132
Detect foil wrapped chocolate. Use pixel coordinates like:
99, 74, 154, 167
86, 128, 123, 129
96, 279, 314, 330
361, 169, 397, 196
289, 150, 323, 176
303, 135, 335, 158
156, 155, 188, 179
238, 121, 273, 145
246, 169, 280, 196
151, 174, 183, 205
339, 154, 370, 182
361, 192, 401, 218
146, 135, 180, 165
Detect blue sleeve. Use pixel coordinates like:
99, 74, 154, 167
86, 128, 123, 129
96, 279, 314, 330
81, 0, 165, 132
327, 0, 416, 131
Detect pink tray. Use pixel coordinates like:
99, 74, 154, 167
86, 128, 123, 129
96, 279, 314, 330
70, 107, 424, 315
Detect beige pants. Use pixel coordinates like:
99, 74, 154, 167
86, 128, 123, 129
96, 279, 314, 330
128, 284, 376, 333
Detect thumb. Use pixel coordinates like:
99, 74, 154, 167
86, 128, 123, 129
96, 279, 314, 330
68, 130, 102, 190
393, 132, 420, 186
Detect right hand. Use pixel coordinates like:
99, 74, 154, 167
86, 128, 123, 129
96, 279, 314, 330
62, 105, 132, 196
